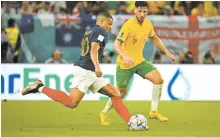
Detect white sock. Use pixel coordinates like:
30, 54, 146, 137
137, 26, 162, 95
151, 84, 163, 112
38, 86, 45, 93
103, 98, 113, 114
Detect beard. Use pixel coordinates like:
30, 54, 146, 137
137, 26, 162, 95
136, 16, 144, 23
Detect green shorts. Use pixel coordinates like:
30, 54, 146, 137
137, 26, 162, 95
116, 60, 156, 88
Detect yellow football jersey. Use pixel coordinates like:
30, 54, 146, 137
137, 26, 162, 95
116, 18, 155, 69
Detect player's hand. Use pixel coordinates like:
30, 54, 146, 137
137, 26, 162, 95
166, 52, 176, 64
95, 67, 103, 77
122, 55, 134, 67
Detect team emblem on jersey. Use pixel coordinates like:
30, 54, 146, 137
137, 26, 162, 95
97, 35, 104, 42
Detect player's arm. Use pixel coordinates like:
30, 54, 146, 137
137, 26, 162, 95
114, 40, 128, 59
90, 30, 105, 77
114, 22, 134, 67
151, 35, 169, 55
90, 42, 102, 77
149, 24, 176, 63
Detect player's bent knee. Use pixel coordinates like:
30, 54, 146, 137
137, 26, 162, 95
109, 89, 121, 97
120, 93, 126, 99
111, 91, 120, 97
153, 78, 164, 85
119, 88, 127, 98
69, 101, 80, 109
102, 84, 121, 97
69, 103, 78, 109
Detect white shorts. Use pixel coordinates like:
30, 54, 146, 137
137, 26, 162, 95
71, 66, 109, 94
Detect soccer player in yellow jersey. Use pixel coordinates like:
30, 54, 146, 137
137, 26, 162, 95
100, 1, 176, 125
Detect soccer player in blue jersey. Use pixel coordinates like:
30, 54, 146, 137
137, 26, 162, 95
22, 12, 131, 125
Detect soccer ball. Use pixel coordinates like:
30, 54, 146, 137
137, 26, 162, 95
128, 114, 148, 131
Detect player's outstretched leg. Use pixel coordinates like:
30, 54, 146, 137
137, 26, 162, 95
100, 84, 131, 125
22, 80, 85, 109
101, 67, 133, 125
100, 88, 127, 125
145, 69, 168, 122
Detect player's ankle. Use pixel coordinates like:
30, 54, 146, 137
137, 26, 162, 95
151, 109, 157, 112
102, 111, 108, 114
37, 84, 44, 92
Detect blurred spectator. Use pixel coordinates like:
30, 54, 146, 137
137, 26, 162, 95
91, 2, 100, 15
50, 1, 67, 15
106, 1, 119, 10
84, 1, 96, 15
1, 28, 8, 62
1, 1, 19, 14
19, 1, 35, 15
191, 2, 205, 16
1, 27, 14, 63
156, 1, 168, 9
160, 5, 174, 15
147, 1, 159, 15
5, 18, 21, 63
1, 28, 7, 42
184, 51, 194, 64
37, 2, 51, 14
102, 51, 115, 63
203, 1, 219, 17
174, 3, 186, 15
157, 1, 170, 15
83, 1, 107, 15
106, 1, 119, 14
65, 1, 78, 15
178, 51, 186, 64
213, 1, 220, 14
45, 49, 68, 64
177, 51, 194, 64
203, 50, 215, 64
93, 2, 108, 15
153, 50, 162, 64
72, 2, 85, 16
9, 2, 22, 13
50, 4, 56, 14
84, 1, 108, 15
191, 2, 219, 17
148, 1, 169, 15
31, 1, 44, 14
126, 1, 135, 14
172, 1, 200, 16
115, 2, 129, 15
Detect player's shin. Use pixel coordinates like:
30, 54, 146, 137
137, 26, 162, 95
151, 84, 163, 111
39, 86, 75, 109
111, 96, 131, 123
103, 98, 113, 114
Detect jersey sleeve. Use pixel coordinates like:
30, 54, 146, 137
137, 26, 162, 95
90, 28, 107, 45
148, 21, 156, 38
116, 21, 130, 43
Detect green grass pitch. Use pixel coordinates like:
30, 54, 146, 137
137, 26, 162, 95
2, 101, 220, 136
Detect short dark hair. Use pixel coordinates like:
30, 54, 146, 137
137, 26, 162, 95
7, 18, 16, 27
135, 1, 148, 7
98, 12, 113, 20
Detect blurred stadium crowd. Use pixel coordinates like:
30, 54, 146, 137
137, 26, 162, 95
1, 1, 220, 16
1, 1, 220, 64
